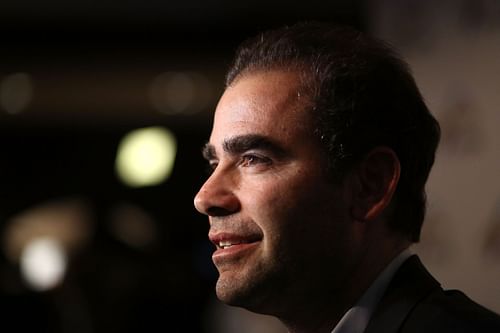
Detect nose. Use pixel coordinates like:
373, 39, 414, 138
194, 169, 240, 217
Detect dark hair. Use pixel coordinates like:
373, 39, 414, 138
226, 22, 440, 242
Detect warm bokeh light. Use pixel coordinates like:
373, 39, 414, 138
20, 237, 67, 291
3, 199, 92, 263
149, 71, 212, 114
0, 72, 34, 114
115, 126, 177, 187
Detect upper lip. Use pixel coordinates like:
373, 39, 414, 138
209, 232, 262, 249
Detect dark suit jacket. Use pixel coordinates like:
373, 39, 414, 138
364, 255, 500, 333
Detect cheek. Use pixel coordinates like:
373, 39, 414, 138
240, 173, 306, 214
241, 171, 336, 236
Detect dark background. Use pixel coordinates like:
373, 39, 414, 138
0, 1, 366, 332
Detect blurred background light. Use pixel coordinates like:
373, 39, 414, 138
0, 72, 34, 114
115, 126, 177, 187
3, 198, 92, 263
149, 71, 212, 115
108, 202, 158, 248
20, 237, 68, 292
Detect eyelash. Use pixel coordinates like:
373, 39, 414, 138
206, 161, 218, 175
239, 154, 271, 167
204, 154, 272, 175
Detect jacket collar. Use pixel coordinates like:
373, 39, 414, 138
364, 255, 441, 333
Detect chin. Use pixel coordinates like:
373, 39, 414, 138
215, 276, 252, 306
215, 273, 281, 316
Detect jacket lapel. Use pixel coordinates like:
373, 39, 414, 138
363, 255, 441, 333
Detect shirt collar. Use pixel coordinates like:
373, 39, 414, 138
331, 248, 413, 333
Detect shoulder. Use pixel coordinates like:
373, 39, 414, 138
403, 287, 500, 332
365, 255, 500, 333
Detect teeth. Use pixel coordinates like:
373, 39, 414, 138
219, 241, 241, 249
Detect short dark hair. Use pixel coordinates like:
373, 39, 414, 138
225, 22, 440, 242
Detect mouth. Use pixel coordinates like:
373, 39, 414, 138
209, 233, 262, 249
218, 240, 244, 250
209, 232, 262, 262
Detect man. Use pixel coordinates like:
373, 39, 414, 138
194, 22, 500, 333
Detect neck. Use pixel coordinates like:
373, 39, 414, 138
272, 294, 349, 332
277, 237, 411, 333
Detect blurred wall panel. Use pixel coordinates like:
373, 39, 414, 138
369, 0, 500, 312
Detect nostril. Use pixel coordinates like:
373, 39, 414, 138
193, 173, 241, 216
206, 206, 235, 217
194, 191, 240, 216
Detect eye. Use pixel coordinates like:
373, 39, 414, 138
239, 154, 271, 168
205, 160, 218, 175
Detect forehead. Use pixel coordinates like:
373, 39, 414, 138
210, 70, 312, 144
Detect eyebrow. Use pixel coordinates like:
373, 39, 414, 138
202, 143, 216, 161
201, 134, 286, 161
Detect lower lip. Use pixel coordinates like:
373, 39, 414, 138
212, 242, 260, 263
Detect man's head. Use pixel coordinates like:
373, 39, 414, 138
225, 22, 440, 242
194, 22, 440, 323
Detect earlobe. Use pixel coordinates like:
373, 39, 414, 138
350, 147, 401, 222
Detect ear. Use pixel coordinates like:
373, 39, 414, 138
350, 147, 401, 222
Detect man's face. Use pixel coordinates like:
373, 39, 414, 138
194, 70, 357, 313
